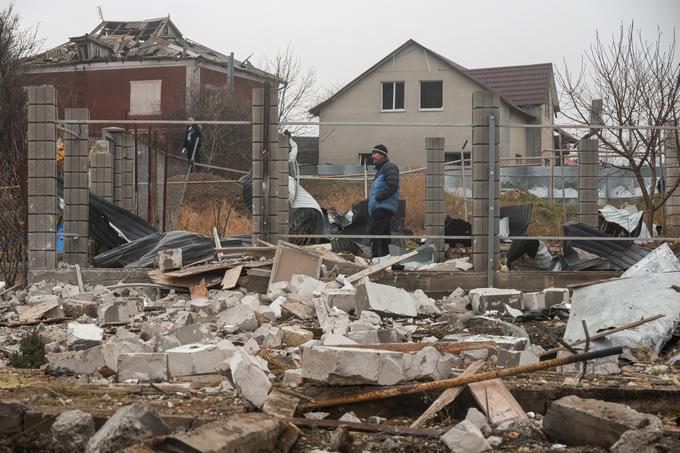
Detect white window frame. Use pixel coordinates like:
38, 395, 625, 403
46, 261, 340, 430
129, 80, 162, 115
380, 81, 405, 112
419, 80, 444, 111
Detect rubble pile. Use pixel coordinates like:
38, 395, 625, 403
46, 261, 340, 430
0, 241, 679, 452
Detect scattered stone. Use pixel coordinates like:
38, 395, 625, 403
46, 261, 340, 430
465, 407, 492, 436
469, 288, 522, 313
230, 348, 272, 409
252, 324, 283, 348
167, 342, 234, 377
51, 409, 95, 453
414, 289, 442, 315
171, 323, 215, 346
117, 353, 168, 382
355, 278, 417, 318
157, 248, 182, 271
321, 288, 356, 313
521, 292, 545, 311
26, 294, 59, 306
440, 420, 490, 453
281, 326, 314, 347
218, 304, 258, 333
97, 301, 130, 324
303, 412, 330, 420
367, 416, 387, 424
85, 404, 171, 453
330, 426, 353, 453
339, 411, 362, 423
287, 274, 325, 300
283, 369, 303, 387
67, 322, 103, 351
543, 396, 662, 448
16, 299, 59, 323
610, 424, 663, 453
102, 338, 151, 372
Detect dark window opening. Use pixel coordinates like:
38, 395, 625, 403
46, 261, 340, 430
420, 81, 443, 109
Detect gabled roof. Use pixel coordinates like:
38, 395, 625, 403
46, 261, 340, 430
467, 63, 559, 112
310, 39, 555, 118
26, 17, 274, 81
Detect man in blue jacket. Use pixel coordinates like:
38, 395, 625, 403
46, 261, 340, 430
368, 144, 400, 258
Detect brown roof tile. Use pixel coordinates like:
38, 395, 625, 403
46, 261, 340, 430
466, 63, 553, 107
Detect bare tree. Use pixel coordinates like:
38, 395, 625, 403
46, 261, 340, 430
0, 4, 38, 285
557, 21, 680, 233
262, 45, 318, 135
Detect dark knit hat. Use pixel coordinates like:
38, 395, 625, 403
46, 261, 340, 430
370, 144, 388, 156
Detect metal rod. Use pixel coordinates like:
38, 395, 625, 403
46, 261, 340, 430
297, 346, 623, 412
277, 233, 680, 241
487, 114, 495, 288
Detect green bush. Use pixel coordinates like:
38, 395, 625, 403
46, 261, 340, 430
9, 330, 47, 369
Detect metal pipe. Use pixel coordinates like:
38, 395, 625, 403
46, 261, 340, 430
298, 346, 624, 412
277, 233, 680, 241
487, 114, 495, 288
133, 125, 138, 216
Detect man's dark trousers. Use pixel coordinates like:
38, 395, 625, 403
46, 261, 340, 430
369, 208, 393, 258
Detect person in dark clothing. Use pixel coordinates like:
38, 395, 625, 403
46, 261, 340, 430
367, 144, 400, 258
181, 116, 202, 162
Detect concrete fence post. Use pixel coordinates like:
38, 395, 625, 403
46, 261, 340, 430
251, 87, 264, 243
123, 134, 135, 212
111, 130, 125, 207
425, 137, 446, 261
471, 91, 500, 275
26, 86, 58, 270
277, 134, 290, 240
89, 140, 114, 202
578, 139, 598, 227
664, 123, 680, 235
63, 108, 90, 266
267, 86, 280, 243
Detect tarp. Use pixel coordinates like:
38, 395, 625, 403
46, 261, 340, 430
57, 177, 156, 248
562, 222, 650, 270
94, 231, 217, 268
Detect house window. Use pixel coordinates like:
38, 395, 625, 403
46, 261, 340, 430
129, 80, 162, 115
381, 82, 404, 111
420, 81, 443, 110
359, 153, 373, 165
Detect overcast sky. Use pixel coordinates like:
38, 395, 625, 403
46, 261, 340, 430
8, 0, 680, 95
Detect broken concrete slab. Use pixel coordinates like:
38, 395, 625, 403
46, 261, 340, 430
355, 278, 417, 318
440, 420, 490, 453
469, 288, 522, 313
414, 290, 442, 315
102, 339, 152, 372
51, 409, 95, 453
67, 322, 103, 351
171, 323, 215, 346
97, 301, 131, 324
610, 424, 664, 453
464, 408, 491, 437
520, 292, 545, 311
86, 404, 171, 453
157, 248, 182, 271
62, 299, 98, 318
252, 324, 283, 348
622, 243, 680, 278
346, 328, 405, 344
542, 395, 662, 448
166, 343, 234, 377
321, 287, 356, 313
26, 294, 59, 306
230, 348, 272, 409
564, 272, 680, 355
281, 326, 314, 347
217, 304, 258, 333
286, 274, 325, 300
543, 287, 569, 307
16, 299, 59, 323
48, 346, 106, 376
283, 369, 303, 387
117, 353, 168, 382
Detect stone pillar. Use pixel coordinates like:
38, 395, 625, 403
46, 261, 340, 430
471, 91, 500, 273
251, 85, 281, 243
251, 87, 264, 243
578, 139, 598, 227
26, 86, 58, 269
276, 135, 290, 241
425, 137, 446, 261
664, 123, 680, 235
90, 140, 113, 202
123, 134, 135, 211
63, 108, 89, 266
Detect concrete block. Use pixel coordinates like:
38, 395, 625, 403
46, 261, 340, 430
170, 323, 215, 346
217, 304, 258, 333
355, 278, 418, 318
281, 326, 314, 346
117, 353, 168, 382
86, 404, 171, 453
440, 420, 490, 453
166, 343, 233, 377
469, 288, 522, 313
543, 287, 568, 307
97, 301, 130, 324
521, 292, 545, 311
102, 338, 152, 372
47, 346, 106, 376
51, 409, 95, 453
252, 324, 282, 348
230, 349, 272, 409
67, 322, 103, 351
542, 395, 662, 448
321, 288, 357, 313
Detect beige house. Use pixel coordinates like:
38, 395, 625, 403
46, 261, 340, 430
310, 40, 559, 168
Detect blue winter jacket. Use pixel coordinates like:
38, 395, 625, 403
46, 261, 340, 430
368, 158, 400, 216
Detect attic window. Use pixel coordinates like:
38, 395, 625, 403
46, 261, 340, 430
381, 82, 404, 111
420, 81, 443, 110
129, 80, 162, 115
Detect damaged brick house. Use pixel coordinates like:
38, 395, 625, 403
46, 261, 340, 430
22, 16, 275, 166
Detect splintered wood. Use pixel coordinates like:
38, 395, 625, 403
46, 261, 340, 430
467, 378, 528, 425
268, 241, 322, 291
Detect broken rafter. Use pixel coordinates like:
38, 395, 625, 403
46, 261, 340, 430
298, 346, 623, 412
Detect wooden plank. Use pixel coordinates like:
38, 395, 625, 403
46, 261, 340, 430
215, 246, 276, 258
221, 265, 242, 290
262, 389, 300, 418
212, 226, 224, 260
162, 260, 237, 278
467, 378, 528, 425
281, 300, 315, 320
74, 264, 85, 293
268, 241, 322, 291
345, 250, 418, 284
411, 360, 486, 428
149, 270, 223, 289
